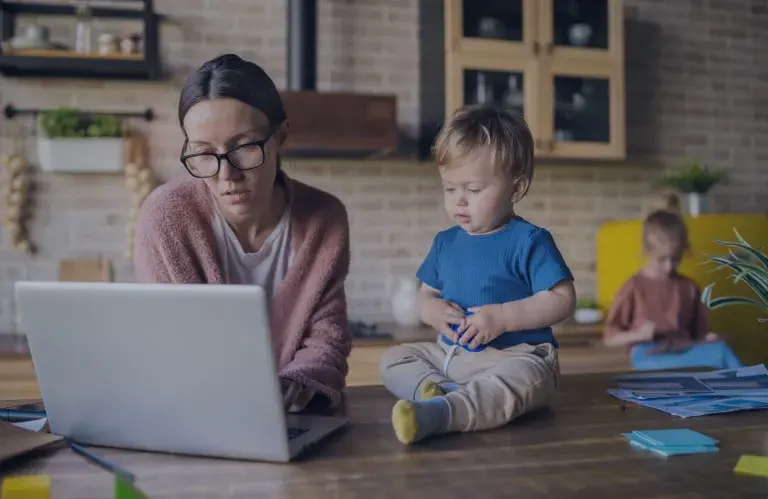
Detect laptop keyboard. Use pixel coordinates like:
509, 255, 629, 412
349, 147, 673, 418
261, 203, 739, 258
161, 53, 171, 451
287, 427, 309, 440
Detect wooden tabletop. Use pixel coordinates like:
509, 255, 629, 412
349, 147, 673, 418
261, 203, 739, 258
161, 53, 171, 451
1, 373, 766, 498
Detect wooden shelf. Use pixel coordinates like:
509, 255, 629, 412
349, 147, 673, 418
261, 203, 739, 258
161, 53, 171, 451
4, 49, 143, 60
0, 53, 157, 79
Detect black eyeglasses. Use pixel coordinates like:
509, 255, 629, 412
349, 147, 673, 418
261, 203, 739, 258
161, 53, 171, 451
179, 132, 274, 179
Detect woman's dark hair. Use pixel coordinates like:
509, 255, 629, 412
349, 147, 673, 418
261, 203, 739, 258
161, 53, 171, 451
178, 54, 287, 131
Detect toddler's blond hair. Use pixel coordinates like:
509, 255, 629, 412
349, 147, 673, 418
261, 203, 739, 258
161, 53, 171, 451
433, 105, 535, 197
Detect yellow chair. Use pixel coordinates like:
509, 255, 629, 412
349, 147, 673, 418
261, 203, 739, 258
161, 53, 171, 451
596, 214, 768, 365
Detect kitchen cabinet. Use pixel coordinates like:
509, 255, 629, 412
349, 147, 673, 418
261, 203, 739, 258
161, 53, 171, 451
445, 0, 625, 160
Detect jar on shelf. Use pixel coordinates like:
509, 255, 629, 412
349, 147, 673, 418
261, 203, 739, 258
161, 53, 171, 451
98, 33, 120, 55
74, 1, 93, 54
120, 33, 143, 55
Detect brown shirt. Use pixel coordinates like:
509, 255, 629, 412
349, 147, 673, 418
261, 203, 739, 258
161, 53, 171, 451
604, 272, 709, 343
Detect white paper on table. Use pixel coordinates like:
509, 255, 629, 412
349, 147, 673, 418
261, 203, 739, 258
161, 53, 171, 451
12, 418, 48, 432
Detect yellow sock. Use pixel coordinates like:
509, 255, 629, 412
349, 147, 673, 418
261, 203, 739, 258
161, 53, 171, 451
392, 399, 418, 444
419, 380, 446, 400
392, 397, 450, 445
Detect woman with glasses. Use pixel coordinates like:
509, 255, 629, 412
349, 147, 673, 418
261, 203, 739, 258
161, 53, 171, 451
133, 54, 351, 413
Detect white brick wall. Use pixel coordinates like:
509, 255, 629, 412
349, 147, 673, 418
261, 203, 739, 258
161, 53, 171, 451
0, 0, 765, 332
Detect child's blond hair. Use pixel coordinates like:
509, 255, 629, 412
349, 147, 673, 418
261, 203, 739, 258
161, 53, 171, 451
433, 105, 535, 196
643, 191, 689, 252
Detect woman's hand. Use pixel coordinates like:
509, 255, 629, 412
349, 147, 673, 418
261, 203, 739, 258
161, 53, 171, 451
422, 295, 465, 340
280, 378, 306, 412
459, 305, 507, 349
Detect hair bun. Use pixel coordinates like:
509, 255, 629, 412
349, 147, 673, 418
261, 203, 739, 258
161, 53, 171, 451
648, 190, 682, 216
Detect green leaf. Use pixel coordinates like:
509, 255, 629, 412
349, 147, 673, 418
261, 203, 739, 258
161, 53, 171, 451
707, 257, 768, 306
704, 295, 768, 312
709, 257, 768, 282
713, 239, 768, 270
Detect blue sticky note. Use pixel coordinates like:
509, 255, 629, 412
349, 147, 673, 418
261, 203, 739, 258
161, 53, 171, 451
633, 429, 718, 448
648, 445, 719, 457
622, 433, 719, 457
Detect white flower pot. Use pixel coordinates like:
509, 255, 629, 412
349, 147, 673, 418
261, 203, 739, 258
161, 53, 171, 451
574, 308, 603, 325
686, 192, 706, 217
37, 137, 124, 173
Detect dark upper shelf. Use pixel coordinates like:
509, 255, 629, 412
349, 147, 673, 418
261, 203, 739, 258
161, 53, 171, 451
1, 0, 152, 19
0, 1, 162, 80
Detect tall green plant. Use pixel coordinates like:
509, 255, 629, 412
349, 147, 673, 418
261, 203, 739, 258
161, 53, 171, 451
701, 228, 768, 323
660, 159, 727, 194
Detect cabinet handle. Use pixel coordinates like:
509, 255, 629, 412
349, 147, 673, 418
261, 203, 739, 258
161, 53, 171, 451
535, 138, 543, 149
547, 139, 555, 151
532, 41, 540, 55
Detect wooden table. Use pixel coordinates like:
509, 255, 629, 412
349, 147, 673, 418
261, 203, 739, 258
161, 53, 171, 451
2, 373, 767, 498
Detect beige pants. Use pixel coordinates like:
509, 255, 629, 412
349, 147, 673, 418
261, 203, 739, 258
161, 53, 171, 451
379, 338, 560, 433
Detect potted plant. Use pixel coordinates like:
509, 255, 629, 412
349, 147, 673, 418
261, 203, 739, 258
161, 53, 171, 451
574, 296, 603, 324
36, 108, 124, 173
659, 159, 727, 216
701, 228, 767, 323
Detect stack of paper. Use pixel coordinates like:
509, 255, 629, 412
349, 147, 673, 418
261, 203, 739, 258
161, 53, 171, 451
623, 429, 719, 457
607, 364, 768, 418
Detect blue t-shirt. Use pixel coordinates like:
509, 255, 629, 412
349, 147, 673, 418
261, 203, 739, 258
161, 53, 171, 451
416, 217, 573, 350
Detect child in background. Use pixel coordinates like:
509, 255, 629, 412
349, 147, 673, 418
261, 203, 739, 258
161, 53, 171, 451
379, 105, 576, 445
603, 192, 743, 370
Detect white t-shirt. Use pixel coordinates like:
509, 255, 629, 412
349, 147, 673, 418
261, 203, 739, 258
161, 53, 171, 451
211, 198, 292, 303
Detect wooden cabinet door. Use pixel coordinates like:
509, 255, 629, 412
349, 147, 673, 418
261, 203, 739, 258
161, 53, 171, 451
537, 59, 625, 159
445, 54, 541, 146
445, 0, 539, 59
538, 0, 624, 63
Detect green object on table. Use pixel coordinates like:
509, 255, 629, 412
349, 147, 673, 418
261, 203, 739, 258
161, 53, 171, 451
115, 477, 148, 499
734, 455, 768, 478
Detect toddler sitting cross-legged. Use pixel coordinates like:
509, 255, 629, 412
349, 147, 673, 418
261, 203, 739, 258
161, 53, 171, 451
379, 105, 576, 444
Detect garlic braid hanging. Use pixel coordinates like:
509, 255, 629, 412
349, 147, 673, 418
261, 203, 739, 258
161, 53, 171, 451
124, 130, 157, 259
1, 152, 33, 254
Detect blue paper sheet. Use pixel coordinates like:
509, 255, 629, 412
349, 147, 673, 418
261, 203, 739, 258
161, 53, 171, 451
608, 365, 768, 418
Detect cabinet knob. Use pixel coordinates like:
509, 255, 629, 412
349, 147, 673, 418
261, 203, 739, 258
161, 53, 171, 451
532, 41, 540, 55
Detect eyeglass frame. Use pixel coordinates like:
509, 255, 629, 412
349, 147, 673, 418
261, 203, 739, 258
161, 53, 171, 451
179, 130, 275, 179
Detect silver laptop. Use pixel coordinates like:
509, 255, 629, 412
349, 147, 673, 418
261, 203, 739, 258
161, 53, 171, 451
15, 281, 348, 462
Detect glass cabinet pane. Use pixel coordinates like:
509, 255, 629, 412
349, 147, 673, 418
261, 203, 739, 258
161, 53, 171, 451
554, 76, 609, 142
553, 0, 608, 50
464, 70, 525, 115
462, 0, 524, 42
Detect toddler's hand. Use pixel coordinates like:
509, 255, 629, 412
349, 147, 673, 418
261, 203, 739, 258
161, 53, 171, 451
459, 304, 506, 349
704, 332, 720, 343
423, 296, 465, 340
637, 321, 655, 342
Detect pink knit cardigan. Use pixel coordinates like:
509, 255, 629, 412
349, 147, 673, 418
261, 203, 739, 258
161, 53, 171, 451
133, 175, 352, 410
